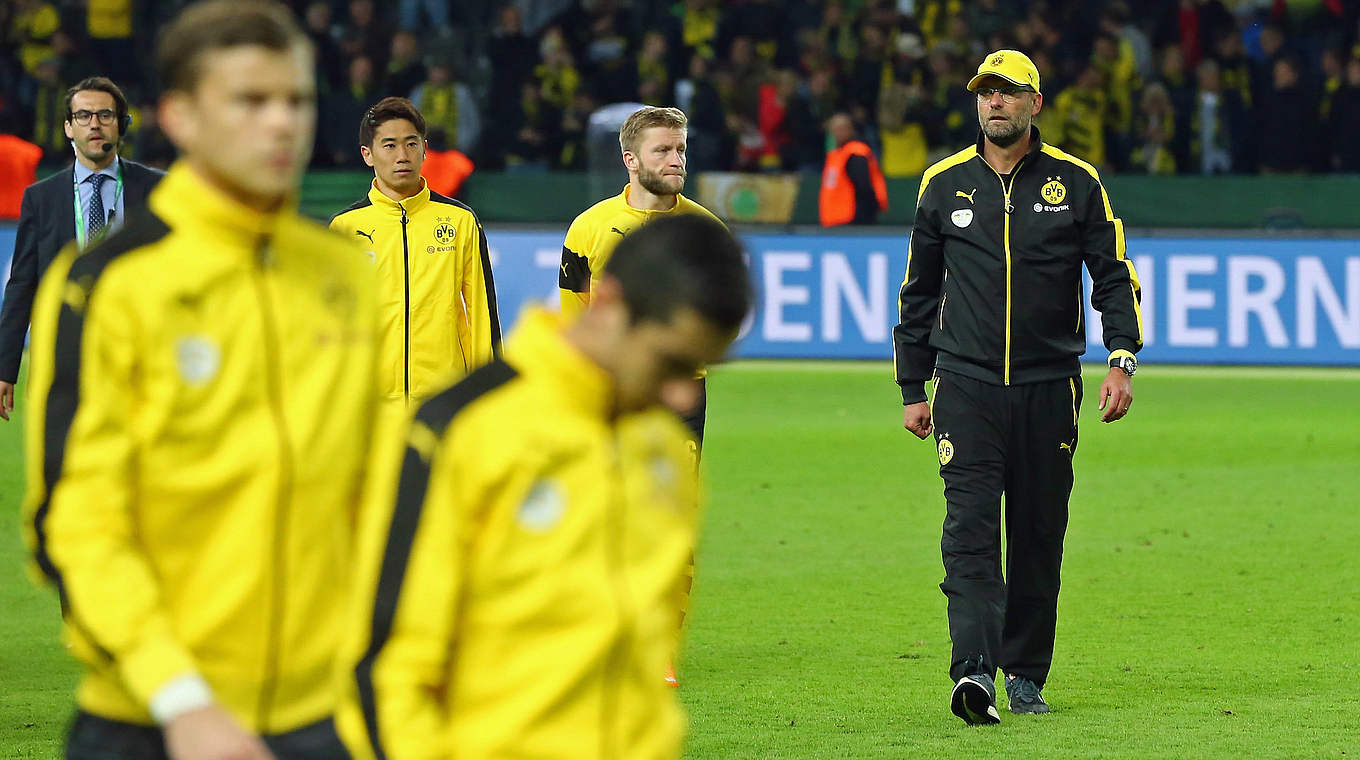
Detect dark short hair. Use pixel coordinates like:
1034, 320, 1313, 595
359, 96, 427, 147
65, 77, 129, 129
156, 0, 311, 94
604, 215, 751, 333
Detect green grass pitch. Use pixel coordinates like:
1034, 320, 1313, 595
3, 363, 1358, 758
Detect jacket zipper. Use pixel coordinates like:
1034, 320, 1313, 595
986, 158, 1025, 385
938, 270, 949, 330
400, 204, 411, 400
250, 240, 295, 733
600, 437, 630, 760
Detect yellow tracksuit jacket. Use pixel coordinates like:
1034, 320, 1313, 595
330, 180, 500, 402
22, 163, 378, 733
336, 307, 698, 760
557, 184, 722, 320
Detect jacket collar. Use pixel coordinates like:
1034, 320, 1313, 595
973, 124, 1045, 162
366, 178, 430, 215
149, 162, 299, 250
72, 152, 120, 185
505, 307, 612, 421
613, 184, 688, 218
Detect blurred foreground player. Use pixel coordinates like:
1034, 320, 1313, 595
338, 215, 751, 760
23, 2, 376, 758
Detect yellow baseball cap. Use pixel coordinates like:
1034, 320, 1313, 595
967, 49, 1041, 93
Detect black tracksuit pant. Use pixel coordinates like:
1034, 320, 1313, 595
930, 369, 1082, 688
679, 377, 707, 446
65, 711, 349, 760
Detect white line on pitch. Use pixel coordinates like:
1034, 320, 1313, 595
712, 360, 1360, 380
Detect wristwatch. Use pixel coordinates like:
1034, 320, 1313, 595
1109, 354, 1138, 377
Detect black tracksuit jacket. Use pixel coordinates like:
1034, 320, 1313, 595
894, 127, 1143, 404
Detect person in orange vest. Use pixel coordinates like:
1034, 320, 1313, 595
421, 127, 475, 197
819, 113, 888, 226
0, 110, 43, 219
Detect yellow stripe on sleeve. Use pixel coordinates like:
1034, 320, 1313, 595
1042, 145, 1144, 346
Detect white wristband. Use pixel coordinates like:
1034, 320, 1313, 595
149, 673, 216, 725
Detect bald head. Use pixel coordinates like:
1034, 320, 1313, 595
828, 113, 855, 147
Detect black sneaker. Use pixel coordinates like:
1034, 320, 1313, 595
1005, 674, 1050, 714
950, 673, 1001, 725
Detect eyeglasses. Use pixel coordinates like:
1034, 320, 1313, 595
975, 87, 1030, 103
70, 109, 118, 126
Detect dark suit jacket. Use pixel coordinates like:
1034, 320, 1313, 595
0, 158, 164, 383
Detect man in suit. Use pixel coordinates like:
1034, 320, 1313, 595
0, 76, 163, 421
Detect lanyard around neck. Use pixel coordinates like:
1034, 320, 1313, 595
73, 159, 125, 249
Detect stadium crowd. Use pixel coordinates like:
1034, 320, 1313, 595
5, 0, 1360, 177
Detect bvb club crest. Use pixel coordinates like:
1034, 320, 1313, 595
434, 217, 457, 246
991, 54, 1005, 66
937, 437, 955, 467
1041, 177, 1066, 205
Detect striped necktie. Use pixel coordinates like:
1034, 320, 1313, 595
87, 173, 108, 242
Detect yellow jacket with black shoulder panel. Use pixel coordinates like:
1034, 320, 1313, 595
336, 307, 697, 760
558, 185, 722, 320
22, 163, 379, 733
331, 180, 501, 402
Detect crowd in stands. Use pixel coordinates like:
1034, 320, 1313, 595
5, 0, 1360, 177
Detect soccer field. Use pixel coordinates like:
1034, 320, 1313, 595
3, 362, 1358, 758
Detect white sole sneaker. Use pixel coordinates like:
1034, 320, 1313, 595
950, 675, 1001, 725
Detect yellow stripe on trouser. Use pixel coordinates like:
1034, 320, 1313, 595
678, 551, 694, 631
1068, 378, 1077, 427
669, 547, 694, 687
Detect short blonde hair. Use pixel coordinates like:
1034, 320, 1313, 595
619, 106, 688, 154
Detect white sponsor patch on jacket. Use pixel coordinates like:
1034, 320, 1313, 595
176, 336, 220, 386
518, 480, 565, 532
950, 209, 974, 228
